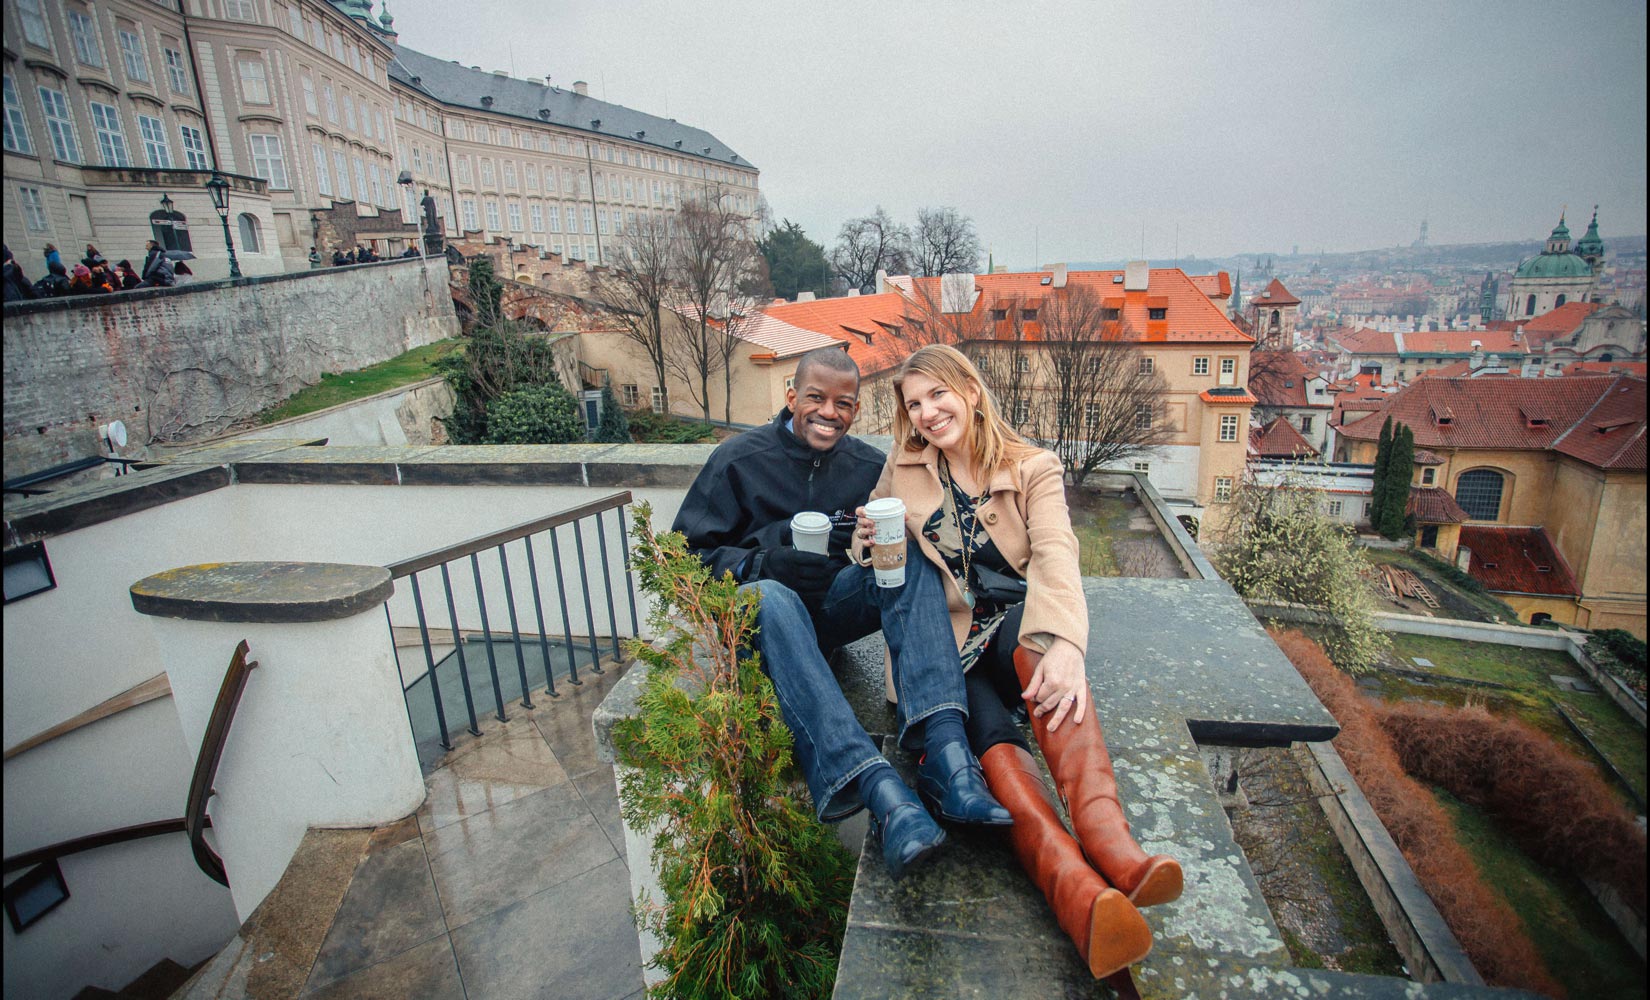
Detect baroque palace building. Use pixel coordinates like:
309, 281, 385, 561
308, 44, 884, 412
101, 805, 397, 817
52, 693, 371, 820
3, 0, 756, 279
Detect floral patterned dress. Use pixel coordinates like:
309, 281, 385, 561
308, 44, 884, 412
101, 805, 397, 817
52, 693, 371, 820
923, 472, 1022, 672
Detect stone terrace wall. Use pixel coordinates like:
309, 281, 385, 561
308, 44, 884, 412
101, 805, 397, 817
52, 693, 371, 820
2, 257, 458, 479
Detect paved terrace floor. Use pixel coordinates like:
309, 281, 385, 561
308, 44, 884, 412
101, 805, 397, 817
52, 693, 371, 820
180, 665, 644, 1000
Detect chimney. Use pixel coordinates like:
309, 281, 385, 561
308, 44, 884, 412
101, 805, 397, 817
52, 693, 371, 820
796, 291, 816, 302
1124, 260, 1149, 291
526, 77, 544, 86
572, 80, 589, 96
491, 69, 508, 78
1051, 263, 1068, 288
846, 289, 860, 297
940, 273, 975, 313
874, 269, 887, 295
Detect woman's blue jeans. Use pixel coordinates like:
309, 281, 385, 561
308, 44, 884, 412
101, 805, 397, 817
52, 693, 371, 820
746, 556, 966, 822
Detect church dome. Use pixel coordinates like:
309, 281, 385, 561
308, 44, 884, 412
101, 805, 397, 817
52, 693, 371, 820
1575, 207, 1604, 259
1514, 252, 1592, 279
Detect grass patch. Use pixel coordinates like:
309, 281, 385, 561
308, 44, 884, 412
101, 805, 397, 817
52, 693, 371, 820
254, 339, 463, 424
1430, 787, 1644, 1000
1374, 633, 1646, 808
1068, 492, 1135, 577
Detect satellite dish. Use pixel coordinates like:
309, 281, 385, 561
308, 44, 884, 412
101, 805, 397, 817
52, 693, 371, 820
103, 420, 128, 448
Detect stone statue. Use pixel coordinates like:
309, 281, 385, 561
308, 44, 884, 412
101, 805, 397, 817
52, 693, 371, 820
420, 189, 439, 235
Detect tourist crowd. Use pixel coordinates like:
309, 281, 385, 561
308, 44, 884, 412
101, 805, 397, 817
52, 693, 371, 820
3, 241, 192, 301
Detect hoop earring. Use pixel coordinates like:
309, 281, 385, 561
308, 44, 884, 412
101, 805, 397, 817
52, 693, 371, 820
974, 407, 986, 422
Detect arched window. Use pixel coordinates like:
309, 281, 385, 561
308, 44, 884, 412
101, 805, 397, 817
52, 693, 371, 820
1269, 309, 1281, 329
149, 208, 192, 252
1454, 468, 1505, 521
1555, 293, 1567, 307
1525, 293, 1537, 315
237, 213, 262, 253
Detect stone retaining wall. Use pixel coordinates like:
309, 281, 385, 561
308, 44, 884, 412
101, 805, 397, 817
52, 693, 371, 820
2, 258, 458, 479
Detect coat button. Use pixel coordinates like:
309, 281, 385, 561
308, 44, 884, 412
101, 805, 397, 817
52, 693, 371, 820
985, 512, 998, 524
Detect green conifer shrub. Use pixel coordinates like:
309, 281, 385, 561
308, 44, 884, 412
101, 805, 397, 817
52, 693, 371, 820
614, 506, 853, 999
435, 321, 565, 443
482, 383, 584, 444
594, 384, 632, 442
1379, 424, 1414, 540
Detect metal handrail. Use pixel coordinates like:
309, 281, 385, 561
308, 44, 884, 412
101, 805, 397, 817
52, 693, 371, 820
387, 491, 632, 579
1, 641, 254, 886
185, 639, 258, 886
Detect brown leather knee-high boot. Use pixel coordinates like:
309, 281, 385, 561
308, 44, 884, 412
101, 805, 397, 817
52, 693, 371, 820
1014, 646, 1184, 908
981, 743, 1152, 978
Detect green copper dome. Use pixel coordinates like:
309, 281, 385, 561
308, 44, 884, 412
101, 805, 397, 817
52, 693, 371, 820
1514, 251, 1592, 279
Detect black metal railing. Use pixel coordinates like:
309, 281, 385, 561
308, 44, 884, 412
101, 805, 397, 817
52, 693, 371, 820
384, 491, 641, 753
2, 640, 253, 893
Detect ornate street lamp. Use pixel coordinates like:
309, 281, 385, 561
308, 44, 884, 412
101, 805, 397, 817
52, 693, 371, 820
204, 171, 241, 279
159, 191, 175, 217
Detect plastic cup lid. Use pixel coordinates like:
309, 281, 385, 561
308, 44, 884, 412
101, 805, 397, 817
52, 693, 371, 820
791, 511, 830, 531
864, 497, 906, 519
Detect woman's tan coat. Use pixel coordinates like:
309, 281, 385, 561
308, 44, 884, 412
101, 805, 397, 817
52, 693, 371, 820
861, 442, 1089, 700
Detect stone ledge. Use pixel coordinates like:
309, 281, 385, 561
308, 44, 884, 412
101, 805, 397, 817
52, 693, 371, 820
130, 561, 394, 623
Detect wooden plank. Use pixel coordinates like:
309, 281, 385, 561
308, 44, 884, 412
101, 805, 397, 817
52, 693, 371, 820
3, 674, 172, 761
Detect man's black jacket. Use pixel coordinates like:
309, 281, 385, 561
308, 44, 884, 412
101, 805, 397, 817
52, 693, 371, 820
672, 408, 885, 581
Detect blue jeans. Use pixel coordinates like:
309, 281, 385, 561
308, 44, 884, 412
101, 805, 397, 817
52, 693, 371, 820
748, 556, 967, 822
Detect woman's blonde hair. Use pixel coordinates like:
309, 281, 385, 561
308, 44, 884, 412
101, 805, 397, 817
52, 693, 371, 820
892, 344, 1035, 474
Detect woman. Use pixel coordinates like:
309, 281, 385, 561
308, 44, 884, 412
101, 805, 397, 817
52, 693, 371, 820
855, 344, 1181, 979
82, 243, 108, 269
115, 259, 143, 290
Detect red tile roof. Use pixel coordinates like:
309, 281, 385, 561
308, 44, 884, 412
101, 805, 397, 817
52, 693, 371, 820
1330, 327, 1526, 357
1252, 278, 1300, 306
1406, 486, 1468, 524
1518, 301, 1601, 345
1200, 387, 1259, 405
1563, 361, 1648, 378
1458, 526, 1579, 597
1338, 375, 1646, 471
1251, 416, 1318, 458
1189, 271, 1232, 300
762, 268, 1253, 376
1249, 351, 1329, 408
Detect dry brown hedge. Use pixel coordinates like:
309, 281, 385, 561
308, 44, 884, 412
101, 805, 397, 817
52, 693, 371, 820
1271, 629, 1565, 997
1377, 700, 1647, 916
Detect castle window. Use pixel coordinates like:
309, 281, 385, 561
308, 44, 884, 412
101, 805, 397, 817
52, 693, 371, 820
1525, 294, 1536, 315
1555, 294, 1566, 307
1454, 469, 1505, 521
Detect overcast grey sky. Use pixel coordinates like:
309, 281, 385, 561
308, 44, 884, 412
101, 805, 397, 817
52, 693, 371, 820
387, 0, 1647, 269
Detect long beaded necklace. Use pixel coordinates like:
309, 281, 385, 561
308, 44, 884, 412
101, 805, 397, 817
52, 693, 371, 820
939, 456, 986, 610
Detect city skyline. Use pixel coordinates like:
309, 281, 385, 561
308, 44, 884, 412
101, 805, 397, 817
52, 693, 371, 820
388, 0, 1648, 270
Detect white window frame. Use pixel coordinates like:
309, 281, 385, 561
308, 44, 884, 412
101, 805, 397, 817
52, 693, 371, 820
502, 160, 516, 187
455, 156, 471, 184
342, 91, 356, 131
179, 122, 209, 169
3, 75, 34, 155
312, 142, 331, 195
524, 163, 538, 190
39, 87, 84, 163
165, 47, 190, 95
118, 29, 150, 83
1219, 413, 1239, 442
461, 198, 478, 230
223, 0, 258, 22
332, 149, 351, 197
1134, 403, 1154, 430
18, 185, 50, 230
480, 158, 495, 186
1328, 500, 1344, 517
485, 199, 501, 231
507, 199, 523, 230
248, 133, 289, 189
1214, 477, 1233, 503
650, 386, 666, 414
17, 0, 51, 49
301, 74, 318, 115
323, 83, 338, 123
620, 384, 639, 407
548, 203, 562, 232
528, 201, 544, 232
89, 100, 131, 166
1132, 461, 1151, 474
288, 4, 303, 36
137, 113, 171, 167
238, 54, 270, 104
1219, 357, 1237, 386
70, 11, 105, 68
352, 156, 368, 204
1138, 356, 1155, 374
1193, 356, 1210, 376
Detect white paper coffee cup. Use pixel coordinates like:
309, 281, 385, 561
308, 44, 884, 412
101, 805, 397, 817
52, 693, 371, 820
790, 511, 831, 555
863, 497, 907, 588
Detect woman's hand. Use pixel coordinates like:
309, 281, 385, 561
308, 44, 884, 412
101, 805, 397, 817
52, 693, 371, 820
850, 506, 875, 563
1021, 637, 1088, 733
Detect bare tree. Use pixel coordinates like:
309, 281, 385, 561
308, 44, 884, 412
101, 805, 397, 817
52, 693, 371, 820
1033, 285, 1171, 488
911, 206, 984, 277
966, 297, 1038, 439
831, 207, 910, 292
673, 185, 763, 423
596, 213, 676, 406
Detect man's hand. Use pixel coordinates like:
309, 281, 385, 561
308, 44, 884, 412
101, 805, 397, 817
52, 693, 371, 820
758, 547, 841, 602
828, 515, 857, 556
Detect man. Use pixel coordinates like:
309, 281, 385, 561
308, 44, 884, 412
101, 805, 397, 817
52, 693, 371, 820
139, 241, 174, 287
673, 346, 1009, 879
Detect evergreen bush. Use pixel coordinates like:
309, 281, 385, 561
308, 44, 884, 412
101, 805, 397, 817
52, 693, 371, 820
594, 384, 632, 442
1378, 424, 1414, 540
614, 506, 853, 999
625, 407, 717, 443
435, 320, 565, 443
482, 383, 584, 444
1370, 417, 1394, 527
468, 254, 504, 327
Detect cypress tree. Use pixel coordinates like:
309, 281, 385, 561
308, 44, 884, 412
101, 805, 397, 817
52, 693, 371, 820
1380, 424, 1415, 540
1370, 416, 1394, 527
594, 384, 631, 443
